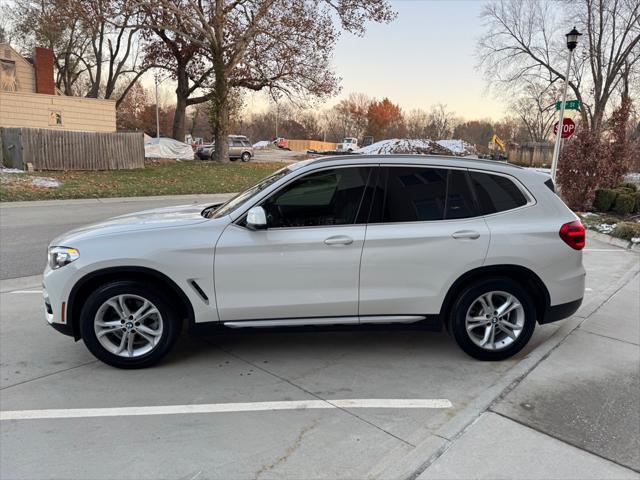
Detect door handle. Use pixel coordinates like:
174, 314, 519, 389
324, 235, 354, 245
452, 230, 480, 240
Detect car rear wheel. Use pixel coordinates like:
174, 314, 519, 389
241, 152, 251, 162
449, 278, 536, 361
80, 281, 181, 369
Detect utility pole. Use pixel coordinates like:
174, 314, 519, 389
155, 74, 160, 140
551, 27, 582, 183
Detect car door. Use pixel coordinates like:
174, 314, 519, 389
228, 138, 238, 157
214, 166, 374, 322
359, 165, 490, 317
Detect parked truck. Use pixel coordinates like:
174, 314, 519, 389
336, 137, 358, 152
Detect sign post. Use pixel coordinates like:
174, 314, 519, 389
550, 50, 575, 182
551, 27, 582, 183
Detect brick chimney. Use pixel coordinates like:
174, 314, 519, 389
32, 47, 55, 95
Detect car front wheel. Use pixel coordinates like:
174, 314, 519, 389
449, 278, 536, 361
241, 152, 251, 162
79, 281, 181, 368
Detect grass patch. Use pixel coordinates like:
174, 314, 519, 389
0, 161, 286, 202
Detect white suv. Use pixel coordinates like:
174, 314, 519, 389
44, 156, 586, 368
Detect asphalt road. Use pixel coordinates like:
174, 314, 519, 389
0, 194, 233, 280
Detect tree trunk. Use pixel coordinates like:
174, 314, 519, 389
172, 68, 189, 141
173, 96, 187, 141
211, 76, 230, 163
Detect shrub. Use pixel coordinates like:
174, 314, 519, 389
557, 127, 610, 210
612, 222, 640, 241
614, 186, 635, 195
613, 194, 636, 215
593, 189, 618, 211
619, 182, 638, 192
600, 216, 620, 224
635, 192, 640, 213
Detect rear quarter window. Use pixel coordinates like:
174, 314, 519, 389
469, 171, 528, 215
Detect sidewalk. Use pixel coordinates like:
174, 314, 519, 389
417, 272, 640, 479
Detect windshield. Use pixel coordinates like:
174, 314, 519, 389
206, 166, 292, 219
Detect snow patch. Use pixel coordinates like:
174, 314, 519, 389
1, 167, 25, 174
357, 138, 457, 156
253, 140, 270, 149
31, 177, 60, 188
597, 223, 617, 234
435, 139, 476, 156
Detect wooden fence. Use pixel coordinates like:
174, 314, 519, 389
286, 139, 337, 152
0, 128, 144, 170
508, 142, 554, 167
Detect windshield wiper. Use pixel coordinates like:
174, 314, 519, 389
201, 204, 222, 218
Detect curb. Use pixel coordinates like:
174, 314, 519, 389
586, 229, 640, 252
0, 193, 236, 209
0, 275, 42, 293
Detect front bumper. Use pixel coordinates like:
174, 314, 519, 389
43, 264, 77, 337
48, 320, 75, 337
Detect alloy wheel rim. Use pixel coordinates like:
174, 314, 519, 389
465, 290, 525, 351
94, 294, 163, 358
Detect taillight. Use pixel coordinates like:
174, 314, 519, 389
559, 220, 585, 250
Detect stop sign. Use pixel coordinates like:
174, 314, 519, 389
554, 118, 576, 138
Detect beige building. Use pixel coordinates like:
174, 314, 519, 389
0, 43, 116, 132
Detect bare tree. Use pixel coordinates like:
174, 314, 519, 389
425, 103, 455, 139
134, 0, 395, 161
334, 92, 372, 138
141, 5, 215, 141
478, 0, 640, 132
511, 81, 558, 142
405, 109, 429, 139
9, 0, 150, 106
77, 1, 150, 106
10, 0, 93, 95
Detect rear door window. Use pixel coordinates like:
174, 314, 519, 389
445, 169, 477, 219
381, 167, 448, 222
469, 171, 527, 215
370, 167, 478, 223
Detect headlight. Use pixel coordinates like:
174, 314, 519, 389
48, 246, 79, 270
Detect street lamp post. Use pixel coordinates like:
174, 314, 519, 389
551, 27, 582, 183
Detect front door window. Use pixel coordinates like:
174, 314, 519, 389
260, 167, 372, 228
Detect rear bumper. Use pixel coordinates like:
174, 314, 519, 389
540, 297, 583, 324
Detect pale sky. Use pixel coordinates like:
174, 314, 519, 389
245, 0, 506, 121
331, 0, 503, 119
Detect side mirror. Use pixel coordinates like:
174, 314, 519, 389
246, 206, 267, 230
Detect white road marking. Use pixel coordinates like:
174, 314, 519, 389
8, 290, 42, 294
583, 249, 624, 252
0, 399, 452, 421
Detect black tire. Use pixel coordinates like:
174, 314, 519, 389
449, 278, 536, 361
241, 152, 251, 162
80, 281, 182, 369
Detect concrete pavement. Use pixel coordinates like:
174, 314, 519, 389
414, 255, 640, 479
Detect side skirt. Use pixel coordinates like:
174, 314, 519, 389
189, 315, 443, 335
